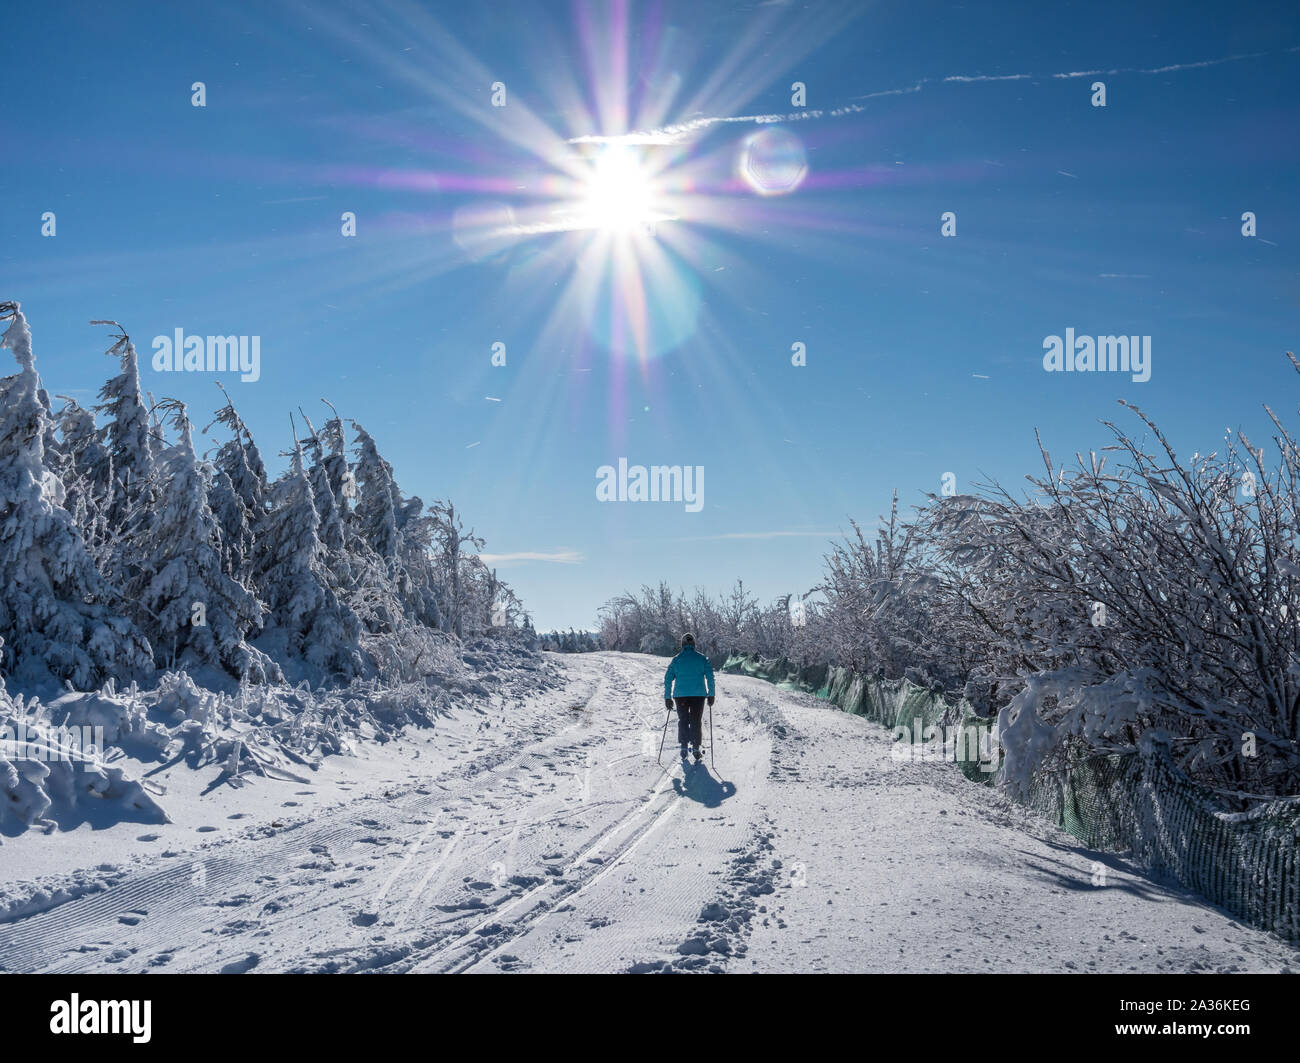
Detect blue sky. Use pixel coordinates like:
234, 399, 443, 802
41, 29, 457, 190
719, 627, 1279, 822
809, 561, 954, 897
2, 0, 1298, 629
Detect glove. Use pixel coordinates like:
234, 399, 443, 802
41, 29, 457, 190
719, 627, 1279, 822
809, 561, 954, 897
707, 696, 715, 707
665, 698, 673, 710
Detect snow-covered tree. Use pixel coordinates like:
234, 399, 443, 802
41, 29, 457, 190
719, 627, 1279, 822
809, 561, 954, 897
204, 383, 269, 581
128, 399, 275, 681
298, 410, 348, 557
0, 302, 154, 687
51, 395, 113, 553
257, 432, 362, 677
350, 422, 399, 560
313, 401, 356, 527
432, 499, 483, 639
94, 320, 155, 534
207, 465, 254, 584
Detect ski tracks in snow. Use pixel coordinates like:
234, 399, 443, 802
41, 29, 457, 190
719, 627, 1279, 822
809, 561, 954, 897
3, 653, 1297, 973
0, 655, 772, 974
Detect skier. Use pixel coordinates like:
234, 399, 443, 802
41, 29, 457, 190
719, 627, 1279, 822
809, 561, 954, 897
664, 633, 715, 764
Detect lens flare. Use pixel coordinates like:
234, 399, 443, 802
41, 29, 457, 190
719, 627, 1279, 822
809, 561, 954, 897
738, 127, 808, 196
452, 202, 519, 260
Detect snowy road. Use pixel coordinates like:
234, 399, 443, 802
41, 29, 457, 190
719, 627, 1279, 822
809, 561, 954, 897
1, 653, 1296, 973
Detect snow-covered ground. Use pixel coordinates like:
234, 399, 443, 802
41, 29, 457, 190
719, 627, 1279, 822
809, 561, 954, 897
1, 652, 1296, 973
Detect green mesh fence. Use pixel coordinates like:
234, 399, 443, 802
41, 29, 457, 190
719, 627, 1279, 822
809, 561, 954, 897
721, 654, 1300, 941
1020, 747, 1300, 941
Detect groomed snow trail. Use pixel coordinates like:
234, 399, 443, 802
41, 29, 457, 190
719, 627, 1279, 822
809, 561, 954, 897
1, 653, 1296, 973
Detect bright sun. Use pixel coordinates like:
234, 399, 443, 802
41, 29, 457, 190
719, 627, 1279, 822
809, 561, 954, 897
580, 145, 657, 235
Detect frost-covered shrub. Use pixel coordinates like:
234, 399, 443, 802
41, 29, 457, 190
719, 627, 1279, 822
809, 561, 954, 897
0, 695, 168, 828
918, 373, 1300, 800
46, 687, 170, 754
360, 625, 459, 684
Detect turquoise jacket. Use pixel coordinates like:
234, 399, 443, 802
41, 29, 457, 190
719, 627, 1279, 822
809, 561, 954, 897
664, 646, 715, 698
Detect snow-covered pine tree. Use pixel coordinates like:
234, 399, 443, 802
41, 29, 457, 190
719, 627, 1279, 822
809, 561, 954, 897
258, 427, 362, 677
94, 320, 155, 534
128, 398, 275, 681
52, 396, 113, 549
207, 466, 254, 584
315, 401, 356, 526
298, 409, 349, 558
341, 420, 417, 633
204, 382, 270, 582
145, 389, 166, 465
36, 387, 61, 500
350, 421, 399, 559
393, 498, 444, 630
0, 302, 154, 687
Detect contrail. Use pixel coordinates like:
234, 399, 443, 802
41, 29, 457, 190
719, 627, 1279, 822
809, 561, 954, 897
569, 47, 1295, 147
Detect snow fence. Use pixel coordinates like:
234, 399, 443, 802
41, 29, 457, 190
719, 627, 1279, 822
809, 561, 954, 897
721, 654, 1300, 941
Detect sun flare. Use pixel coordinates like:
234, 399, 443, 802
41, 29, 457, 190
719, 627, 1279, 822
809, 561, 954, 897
579, 145, 659, 235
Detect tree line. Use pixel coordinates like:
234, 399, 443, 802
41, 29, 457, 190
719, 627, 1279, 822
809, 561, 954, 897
0, 302, 531, 691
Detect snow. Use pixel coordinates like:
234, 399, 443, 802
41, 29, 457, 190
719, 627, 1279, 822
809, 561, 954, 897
2, 653, 1293, 973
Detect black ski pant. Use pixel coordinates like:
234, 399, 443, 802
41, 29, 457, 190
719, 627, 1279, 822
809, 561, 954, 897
674, 696, 706, 749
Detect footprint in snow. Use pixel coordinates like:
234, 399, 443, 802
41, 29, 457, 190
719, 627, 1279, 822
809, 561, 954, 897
196, 826, 218, 833
117, 910, 148, 926
219, 952, 260, 974
136, 833, 161, 842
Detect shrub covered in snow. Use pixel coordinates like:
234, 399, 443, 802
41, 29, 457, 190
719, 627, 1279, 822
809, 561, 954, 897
0, 685, 168, 830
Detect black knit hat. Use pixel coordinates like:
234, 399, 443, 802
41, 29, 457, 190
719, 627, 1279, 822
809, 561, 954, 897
682, 632, 695, 646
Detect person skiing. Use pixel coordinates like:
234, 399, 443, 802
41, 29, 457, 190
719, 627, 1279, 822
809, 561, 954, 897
664, 633, 715, 764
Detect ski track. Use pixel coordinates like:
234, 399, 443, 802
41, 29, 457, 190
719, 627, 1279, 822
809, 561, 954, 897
1, 653, 1297, 974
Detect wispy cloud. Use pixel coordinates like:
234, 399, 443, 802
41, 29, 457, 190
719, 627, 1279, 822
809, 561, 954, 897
918, 50, 1282, 91
570, 48, 1293, 148
476, 549, 584, 565
944, 73, 1030, 83
568, 105, 865, 147
1049, 52, 1276, 78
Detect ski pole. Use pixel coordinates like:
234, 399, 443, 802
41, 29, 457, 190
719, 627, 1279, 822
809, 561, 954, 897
656, 701, 672, 765
709, 699, 715, 768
